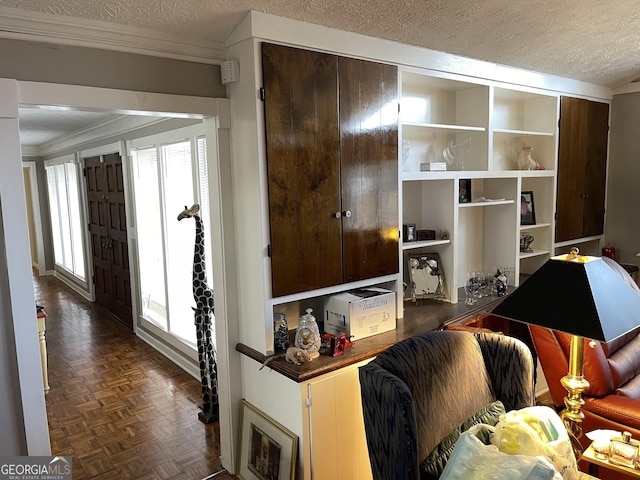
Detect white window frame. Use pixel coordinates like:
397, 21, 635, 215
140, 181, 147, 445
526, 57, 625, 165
128, 124, 213, 357
44, 153, 88, 289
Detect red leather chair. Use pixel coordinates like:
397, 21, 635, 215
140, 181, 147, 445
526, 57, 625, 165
529, 257, 640, 448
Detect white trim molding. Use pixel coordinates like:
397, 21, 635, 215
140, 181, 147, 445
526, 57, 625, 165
0, 6, 226, 65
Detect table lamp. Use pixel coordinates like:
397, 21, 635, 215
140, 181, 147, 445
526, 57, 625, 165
492, 248, 640, 452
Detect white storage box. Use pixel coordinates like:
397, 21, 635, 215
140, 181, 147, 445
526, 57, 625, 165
323, 287, 396, 341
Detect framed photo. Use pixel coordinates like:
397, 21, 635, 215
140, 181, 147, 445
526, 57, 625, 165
520, 191, 536, 225
237, 400, 298, 480
407, 253, 447, 303
403, 223, 417, 242
459, 179, 471, 203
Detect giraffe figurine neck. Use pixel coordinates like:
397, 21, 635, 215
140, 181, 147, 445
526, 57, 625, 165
178, 204, 211, 308
191, 211, 209, 291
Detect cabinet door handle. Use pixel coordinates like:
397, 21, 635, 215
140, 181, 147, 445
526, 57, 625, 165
342, 210, 352, 218
581, 193, 590, 198
334, 212, 342, 219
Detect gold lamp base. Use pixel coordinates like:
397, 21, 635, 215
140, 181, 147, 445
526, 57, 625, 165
560, 334, 590, 456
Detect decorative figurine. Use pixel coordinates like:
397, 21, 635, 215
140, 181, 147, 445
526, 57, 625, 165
273, 313, 289, 352
518, 144, 540, 170
520, 232, 534, 252
495, 267, 509, 297
294, 308, 321, 359
178, 203, 219, 423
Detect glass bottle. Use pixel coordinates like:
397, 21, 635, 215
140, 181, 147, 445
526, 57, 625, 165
609, 431, 638, 468
294, 308, 321, 359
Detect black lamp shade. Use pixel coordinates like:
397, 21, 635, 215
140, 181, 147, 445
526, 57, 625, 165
492, 256, 640, 342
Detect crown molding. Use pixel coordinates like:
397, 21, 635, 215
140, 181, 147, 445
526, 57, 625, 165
0, 6, 226, 65
35, 114, 170, 157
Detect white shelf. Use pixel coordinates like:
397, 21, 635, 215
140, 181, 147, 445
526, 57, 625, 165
520, 222, 551, 230
402, 239, 451, 251
402, 171, 529, 181
493, 128, 554, 136
402, 122, 486, 132
519, 249, 550, 259
270, 274, 398, 306
459, 199, 514, 207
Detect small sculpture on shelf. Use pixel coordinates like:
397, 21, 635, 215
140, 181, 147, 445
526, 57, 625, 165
442, 136, 472, 170
494, 267, 509, 297
520, 232, 535, 252
273, 313, 289, 352
294, 308, 321, 359
518, 144, 541, 170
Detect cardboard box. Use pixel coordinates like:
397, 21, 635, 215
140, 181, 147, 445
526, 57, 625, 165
324, 287, 396, 341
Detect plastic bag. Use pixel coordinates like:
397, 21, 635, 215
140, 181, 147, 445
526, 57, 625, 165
440, 428, 561, 480
491, 406, 580, 480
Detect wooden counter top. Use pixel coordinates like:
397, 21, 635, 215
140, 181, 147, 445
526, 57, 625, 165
236, 288, 509, 382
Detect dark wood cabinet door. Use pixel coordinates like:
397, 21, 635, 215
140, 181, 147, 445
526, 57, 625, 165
339, 57, 399, 282
556, 97, 609, 242
263, 43, 342, 297
263, 44, 399, 296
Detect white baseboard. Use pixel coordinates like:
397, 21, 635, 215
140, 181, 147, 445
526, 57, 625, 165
52, 270, 92, 301
136, 328, 199, 380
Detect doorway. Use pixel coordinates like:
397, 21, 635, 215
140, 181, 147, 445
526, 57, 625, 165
6, 82, 236, 470
84, 153, 133, 329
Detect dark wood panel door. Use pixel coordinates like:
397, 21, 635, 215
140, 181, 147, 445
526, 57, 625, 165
556, 97, 609, 242
339, 56, 399, 282
85, 154, 133, 328
263, 43, 342, 297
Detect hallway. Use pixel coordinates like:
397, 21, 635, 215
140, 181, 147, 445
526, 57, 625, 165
35, 273, 233, 479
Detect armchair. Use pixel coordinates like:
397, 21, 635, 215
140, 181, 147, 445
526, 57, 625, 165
358, 330, 535, 480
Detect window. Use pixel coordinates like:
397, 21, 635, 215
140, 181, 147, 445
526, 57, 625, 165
131, 128, 212, 347
45, 156, 86, 281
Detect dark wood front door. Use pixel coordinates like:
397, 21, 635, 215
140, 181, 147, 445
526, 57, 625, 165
85, 153, 133, 329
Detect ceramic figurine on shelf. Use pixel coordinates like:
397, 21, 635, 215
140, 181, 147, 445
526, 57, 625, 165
520, 232, 534, 252
294, 308, 321, 359
518, 144, 540, 170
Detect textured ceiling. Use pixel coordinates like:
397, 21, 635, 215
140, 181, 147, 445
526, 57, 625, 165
1, 0, 640, 88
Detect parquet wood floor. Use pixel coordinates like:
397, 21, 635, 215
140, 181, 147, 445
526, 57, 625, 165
35, 273, 235, 480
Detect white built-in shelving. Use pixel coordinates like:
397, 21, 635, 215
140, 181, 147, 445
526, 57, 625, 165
400, 70, 559, 303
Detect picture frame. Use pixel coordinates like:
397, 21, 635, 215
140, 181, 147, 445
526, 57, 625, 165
520, 191, 536, 225
403, 223, 417, 242
407, 253, 447, 302
459, 179, 471, 203
237, 400, 298, 480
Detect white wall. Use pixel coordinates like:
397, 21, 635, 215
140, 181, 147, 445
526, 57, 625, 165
606, 92, 640, 265
0, 78, 51, 455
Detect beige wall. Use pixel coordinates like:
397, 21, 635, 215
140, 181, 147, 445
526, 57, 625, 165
0, 38, 226, 97
606, 93, 640, 265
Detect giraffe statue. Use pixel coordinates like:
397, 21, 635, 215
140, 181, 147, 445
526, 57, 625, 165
178, 203, 219, 423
